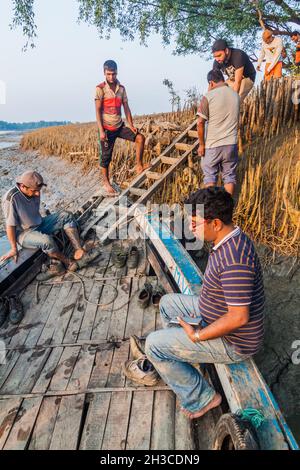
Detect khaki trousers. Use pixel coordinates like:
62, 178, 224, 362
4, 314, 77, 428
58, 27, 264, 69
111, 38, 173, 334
226, 77, 254, 104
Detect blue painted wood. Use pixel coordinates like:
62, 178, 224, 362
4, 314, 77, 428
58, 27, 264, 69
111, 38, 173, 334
144, 213, 299, 450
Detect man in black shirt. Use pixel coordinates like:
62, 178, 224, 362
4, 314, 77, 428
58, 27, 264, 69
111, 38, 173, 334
212, 39, 256, 103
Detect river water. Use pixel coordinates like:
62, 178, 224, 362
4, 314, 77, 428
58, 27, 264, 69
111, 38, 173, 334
0, 130, 23, 149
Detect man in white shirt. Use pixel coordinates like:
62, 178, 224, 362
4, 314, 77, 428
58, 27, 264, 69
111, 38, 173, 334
257, 30, 283, 80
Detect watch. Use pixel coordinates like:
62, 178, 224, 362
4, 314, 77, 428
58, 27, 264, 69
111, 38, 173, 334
193, 329, 201, 342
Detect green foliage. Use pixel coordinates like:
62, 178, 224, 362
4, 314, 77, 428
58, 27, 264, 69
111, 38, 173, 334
10, 1, 300, 54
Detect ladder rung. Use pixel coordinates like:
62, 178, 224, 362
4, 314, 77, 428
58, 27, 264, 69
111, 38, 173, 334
129, 187, 147, 197
160, 156, 178, 165
187, 130, 198, 139
145, 171, 162, 180
175, 143, 194, 152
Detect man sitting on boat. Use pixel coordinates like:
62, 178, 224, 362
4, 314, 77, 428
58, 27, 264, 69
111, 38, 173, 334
0, 171, 88, 281
125, 187, 265, 419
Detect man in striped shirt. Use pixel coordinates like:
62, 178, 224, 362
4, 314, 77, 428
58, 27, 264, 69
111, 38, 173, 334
95, 60, 148, 195
145, 187, 265, 419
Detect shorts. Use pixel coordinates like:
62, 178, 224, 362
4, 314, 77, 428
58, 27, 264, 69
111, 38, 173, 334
201, 144, 238, 185
264, 61, 282, 81
98, 124, 137, 168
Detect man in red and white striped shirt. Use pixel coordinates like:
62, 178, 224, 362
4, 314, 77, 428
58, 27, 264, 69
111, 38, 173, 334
95, 60, 148, 195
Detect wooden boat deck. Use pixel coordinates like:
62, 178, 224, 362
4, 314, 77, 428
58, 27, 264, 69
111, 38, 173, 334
0, 239, 203, 450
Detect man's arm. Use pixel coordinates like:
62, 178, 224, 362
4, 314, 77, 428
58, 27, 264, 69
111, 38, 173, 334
123, 101, 137, 133
0, 225, 18, 263
233, 66, 244, 93
257, 45, 265, 71
197, 95, 209, 156
197, 118, 206, 157
95, 97, 106, 141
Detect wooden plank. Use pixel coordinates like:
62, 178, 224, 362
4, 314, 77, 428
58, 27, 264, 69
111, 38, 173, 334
145, 171, 162, 180
124, 276, 146, 339
3, 397, 42, 450
77, 259, 112, 342
151, 391, 175, 450
67, 344, 95, 392
1, 283, 52, 349
63, 267, 95, 344
129, 188, 147, 197
107, 274, 132, 341
49, 394, 85, 450
28, 396, 61, 450
160, 156, 179, 165
101, 391, 132, 450
0, 397, 22, 449
175, 142, 194, 152
48, 346, 80, 392
90, 265, 120, 341
0, 350, 21, 389
126, 391, 154, 450
31, 347, 64, 394
21, 285, 63, 348
1, 347, 51, 394
0, 386, 171, 400
37, 282, 73, 346
106, 341, 130, 388
79, 392, 111, 450
50, 281, 82, 345
88, 347, 114, 389
187, 130, 198, 138
174, 398, 195, 450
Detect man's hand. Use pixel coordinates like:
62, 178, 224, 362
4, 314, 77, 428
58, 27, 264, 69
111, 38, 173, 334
99, 130, 107, 141
0, 248, 18, 264
177, 317, 201, 342
198, 144, 205, 157
129, 125, 138, 135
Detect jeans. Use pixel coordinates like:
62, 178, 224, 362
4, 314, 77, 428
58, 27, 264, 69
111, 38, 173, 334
145, 293, 252, 413
18, 210, 77, 255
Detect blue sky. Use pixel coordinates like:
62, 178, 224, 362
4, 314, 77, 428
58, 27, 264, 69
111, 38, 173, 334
0, 0, 263, 123
0, 0, 214, 122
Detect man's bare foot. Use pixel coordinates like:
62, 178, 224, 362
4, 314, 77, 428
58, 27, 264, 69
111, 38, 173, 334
74, 248, 86, 261
136, 163, 151, 175
181, 393, 222, 420
103, 183, 118, 195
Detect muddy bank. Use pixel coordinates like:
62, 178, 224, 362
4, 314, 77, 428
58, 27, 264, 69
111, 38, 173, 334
254, 249, 300, 443
0, 146, 100, 237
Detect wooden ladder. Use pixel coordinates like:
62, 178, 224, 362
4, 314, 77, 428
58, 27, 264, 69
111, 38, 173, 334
91, 118, 199, 244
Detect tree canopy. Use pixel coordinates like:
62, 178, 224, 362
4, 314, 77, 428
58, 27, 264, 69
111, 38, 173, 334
11, 0, 300, 53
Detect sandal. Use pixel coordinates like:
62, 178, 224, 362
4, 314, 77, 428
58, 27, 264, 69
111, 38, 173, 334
151, 284, 166, 307
137, 282, 153, 308
127, 245, 139, 269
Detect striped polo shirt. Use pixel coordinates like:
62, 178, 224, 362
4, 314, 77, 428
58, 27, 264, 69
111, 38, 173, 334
95, 80, 128, 131
199, 227, 265, 355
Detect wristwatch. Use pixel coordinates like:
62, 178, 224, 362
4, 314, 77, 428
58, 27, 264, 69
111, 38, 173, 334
193, 329, 201, 342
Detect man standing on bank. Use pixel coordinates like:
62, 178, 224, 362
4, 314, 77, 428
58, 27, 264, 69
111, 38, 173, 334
257, 30, 283, 81
197, 70, 240, 196
95, 60, 149, 195
212, 39, 256, 103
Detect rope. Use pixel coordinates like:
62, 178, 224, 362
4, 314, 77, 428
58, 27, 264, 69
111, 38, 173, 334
35, 268, 143, 311
236, 408, 265, 429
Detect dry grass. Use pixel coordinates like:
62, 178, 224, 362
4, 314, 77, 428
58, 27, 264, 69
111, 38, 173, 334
21, 79, 300, 256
